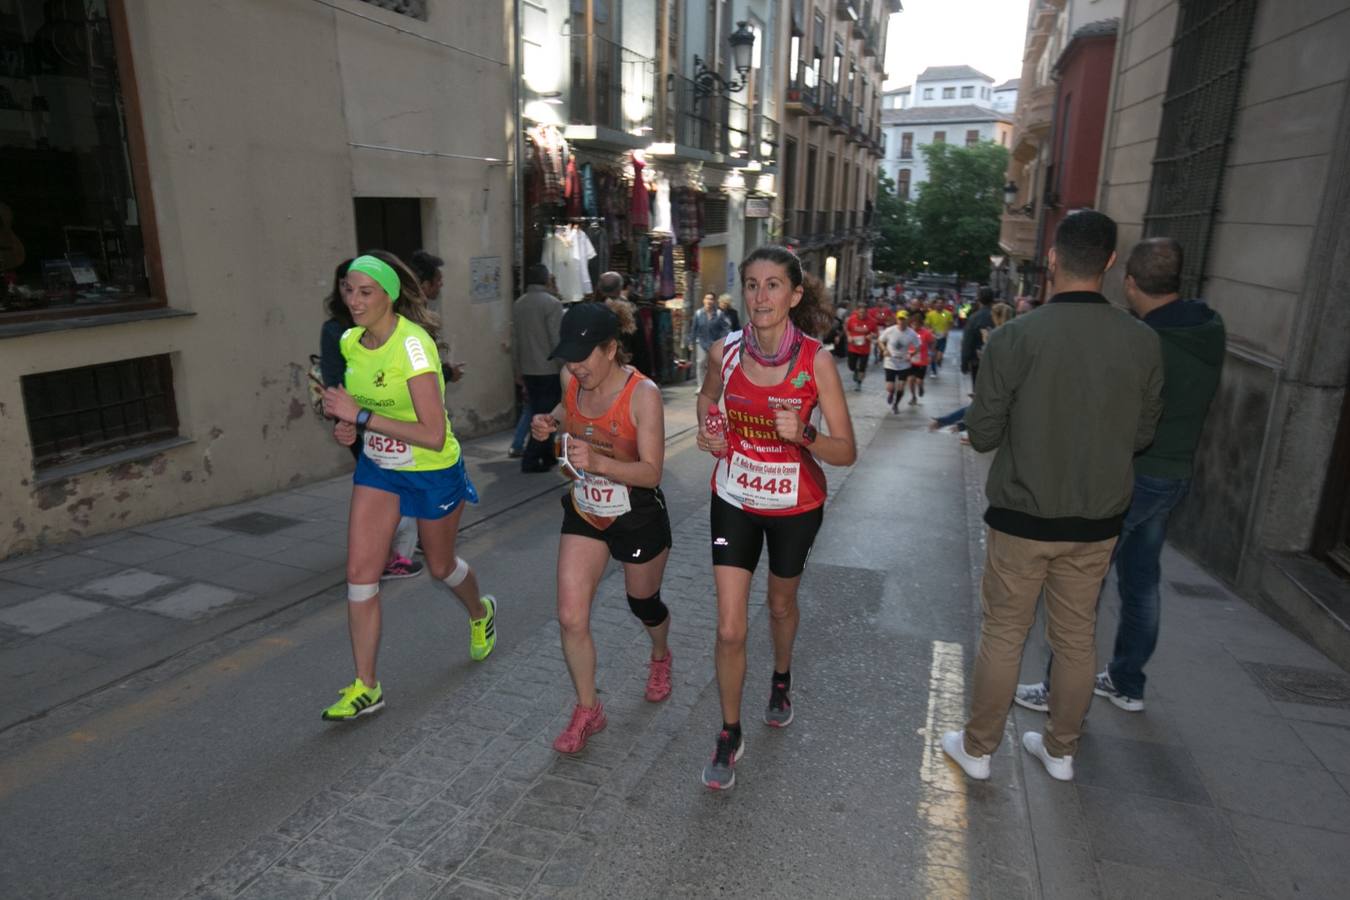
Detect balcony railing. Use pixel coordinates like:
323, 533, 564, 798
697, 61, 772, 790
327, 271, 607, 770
668, 73, 751, 158
834, 210, 846, 236
564, 34, 655, 136
999, 214, 1037, 258
786, 75, 818, 115
753, 113, 780, 167
786, 208, 812, 242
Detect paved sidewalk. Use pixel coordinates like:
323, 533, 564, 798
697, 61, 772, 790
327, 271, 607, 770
0, 385, 701, 734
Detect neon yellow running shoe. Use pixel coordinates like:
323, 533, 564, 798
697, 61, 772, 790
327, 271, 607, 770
470, 595, 497, 661
321, 679, 384, 721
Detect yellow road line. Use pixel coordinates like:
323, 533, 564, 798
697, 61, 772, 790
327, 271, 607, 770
919, 640, 970, 898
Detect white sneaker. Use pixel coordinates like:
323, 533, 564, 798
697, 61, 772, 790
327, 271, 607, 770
941, 730, 991, 780
1022, 731, 1074, 781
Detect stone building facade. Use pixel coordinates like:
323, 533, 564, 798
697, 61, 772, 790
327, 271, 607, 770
1095, 0, 1350, 668
0, 0, 516, 557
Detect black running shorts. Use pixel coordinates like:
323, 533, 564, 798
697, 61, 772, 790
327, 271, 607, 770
560, 488, 672, 563
709, 493, 824, 579
884, 368, 907, 383
846, 353, 869, 373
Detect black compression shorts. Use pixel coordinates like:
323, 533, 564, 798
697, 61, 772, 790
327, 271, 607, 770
560, 488, 672, 563
709, 493, 824, 578
847, 353, 869, 373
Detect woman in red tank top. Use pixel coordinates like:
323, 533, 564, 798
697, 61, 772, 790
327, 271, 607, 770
531, 301, 674, 756
694, 246, 857, 790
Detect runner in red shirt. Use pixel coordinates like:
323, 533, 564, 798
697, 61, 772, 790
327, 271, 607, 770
843, 304, 876, 390
695, 245, 857, 790
907, 315, 936, 404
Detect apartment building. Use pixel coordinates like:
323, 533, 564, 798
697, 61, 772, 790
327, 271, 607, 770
779, 0, 898, 306
880, 65, 1014, 199
0, 0, 517, 557
998, 0, 1122, 296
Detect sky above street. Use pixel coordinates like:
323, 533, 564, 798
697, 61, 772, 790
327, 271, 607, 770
883, 0, 1030, 92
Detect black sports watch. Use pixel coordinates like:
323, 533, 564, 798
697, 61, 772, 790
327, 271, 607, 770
355, 409, 373, 432
801, 423, 818, 446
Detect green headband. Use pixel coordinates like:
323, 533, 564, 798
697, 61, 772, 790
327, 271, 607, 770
348, 255, 401, 301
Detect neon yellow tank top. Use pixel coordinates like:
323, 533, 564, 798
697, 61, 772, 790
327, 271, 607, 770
341, 315, 460, 471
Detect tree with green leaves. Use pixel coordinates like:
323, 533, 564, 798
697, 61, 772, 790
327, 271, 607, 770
913, 141, 1010, 281
872, 170, 922, 277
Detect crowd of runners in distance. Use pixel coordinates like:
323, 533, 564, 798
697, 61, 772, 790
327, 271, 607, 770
315, 243, 866, 791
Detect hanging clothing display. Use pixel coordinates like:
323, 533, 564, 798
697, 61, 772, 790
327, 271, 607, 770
542, 226, 596, 302
630, 152, 650, 232
526, 124, 568, 206
659, 240, 676, 299
582, 163, 598, 218
564, 158, 584, 217
651, 177, 673, 234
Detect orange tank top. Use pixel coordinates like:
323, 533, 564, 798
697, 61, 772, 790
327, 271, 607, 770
562, 368, 652, 529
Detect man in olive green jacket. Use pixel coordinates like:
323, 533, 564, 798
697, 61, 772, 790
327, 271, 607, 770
942, 210, 1163, 784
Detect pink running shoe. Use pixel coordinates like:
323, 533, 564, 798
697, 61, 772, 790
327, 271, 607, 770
552, 701, 607, 754
381, 554, 424, 581
645, 652, 673, 702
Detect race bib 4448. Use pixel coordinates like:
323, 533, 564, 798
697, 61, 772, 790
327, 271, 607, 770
725, 453, 800, 510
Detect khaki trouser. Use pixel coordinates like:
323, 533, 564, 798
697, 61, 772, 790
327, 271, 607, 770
964, 527, 1117, 759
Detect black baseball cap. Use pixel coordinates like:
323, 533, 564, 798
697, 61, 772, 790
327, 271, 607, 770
550, 302, 620, 362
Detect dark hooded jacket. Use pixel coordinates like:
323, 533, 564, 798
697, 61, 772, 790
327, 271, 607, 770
1135, 299, 1225, 479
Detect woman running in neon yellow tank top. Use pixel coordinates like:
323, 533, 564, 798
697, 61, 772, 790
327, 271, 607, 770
319, 251, 497, 721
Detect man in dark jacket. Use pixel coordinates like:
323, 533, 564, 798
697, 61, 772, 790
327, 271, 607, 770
1015, 238, 1225, 714
960, 286, 995, 386
513, 263, 564, 473
942, 210, 1163, 784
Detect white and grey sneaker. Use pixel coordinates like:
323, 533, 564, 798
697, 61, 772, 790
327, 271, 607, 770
1013, 681, 1050, 713
940, 730, 991, 780
1022, 731, 1074, 781
1093, 670, 1144, 712
701, 729, 745, 791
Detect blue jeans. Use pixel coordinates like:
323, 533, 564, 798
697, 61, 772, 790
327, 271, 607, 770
1042, 473, 1189, 700
1107, 474, 1189, 699
510, 404, 532, 453
934, 404, 967, 429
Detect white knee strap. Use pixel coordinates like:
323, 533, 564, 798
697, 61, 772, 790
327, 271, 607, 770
348, 582, 380, 602
443, 556, 470, 588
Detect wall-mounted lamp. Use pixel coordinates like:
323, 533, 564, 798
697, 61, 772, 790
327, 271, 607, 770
1003, 180, 1035, 218
693, 21, 756, 100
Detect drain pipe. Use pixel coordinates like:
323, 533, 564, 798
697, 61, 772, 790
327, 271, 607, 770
511, 0, 525, 295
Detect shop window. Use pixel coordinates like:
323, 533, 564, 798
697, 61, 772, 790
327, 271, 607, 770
1, 1, 161, 325
22, 354, 179, 471
966, 129, 979, 146
354, 198, 424, 264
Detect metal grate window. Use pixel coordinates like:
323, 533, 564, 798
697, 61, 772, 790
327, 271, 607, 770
358, 0, 428, 20
704, 195, 730, 234
1142, 0, 1258, 297
22, 355, 179, 470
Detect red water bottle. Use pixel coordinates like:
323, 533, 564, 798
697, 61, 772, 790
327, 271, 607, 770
704, 404, 728, 459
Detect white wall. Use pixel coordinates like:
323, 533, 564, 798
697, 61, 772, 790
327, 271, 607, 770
912, 77, 994, 106
882, 120, 1007, 193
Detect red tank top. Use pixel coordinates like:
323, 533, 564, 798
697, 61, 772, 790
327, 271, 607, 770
710, 331, 827, 516
562, 368, 650, 529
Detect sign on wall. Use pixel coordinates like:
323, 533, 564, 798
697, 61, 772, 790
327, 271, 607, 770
745, 197, 772, 218
470, 256, 501, 304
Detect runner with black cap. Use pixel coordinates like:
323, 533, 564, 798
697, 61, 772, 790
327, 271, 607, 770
531, 300, 675, 755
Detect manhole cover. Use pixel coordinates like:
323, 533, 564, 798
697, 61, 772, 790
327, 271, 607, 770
1170, 581, 1229, 600
1242, 661, 1350, 708
210, 512, 303, 536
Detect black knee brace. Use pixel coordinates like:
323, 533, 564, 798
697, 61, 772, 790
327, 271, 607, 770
626, 591, 669, 627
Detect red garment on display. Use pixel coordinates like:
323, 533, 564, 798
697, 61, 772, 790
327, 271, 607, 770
630, 154, 650, 231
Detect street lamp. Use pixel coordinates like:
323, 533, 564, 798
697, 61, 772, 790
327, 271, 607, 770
693, 21, 756, 100
1003, 181, 1018, 208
